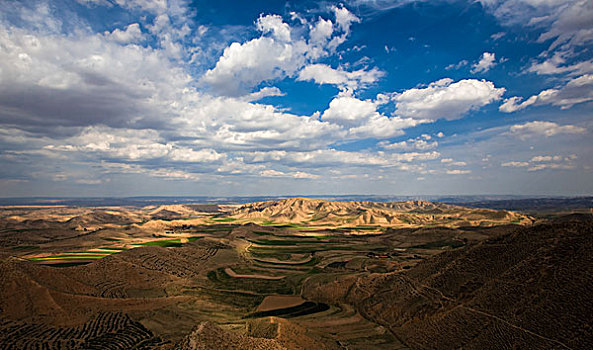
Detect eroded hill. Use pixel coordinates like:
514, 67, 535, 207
226, 197, 532, 227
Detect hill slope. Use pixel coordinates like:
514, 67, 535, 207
305, 218, 593, 349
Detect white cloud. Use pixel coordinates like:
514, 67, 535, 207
256, 14, 292, 42
76, 0, 114, 7
535, 0, 593, 51
446, 169, 471, 175
202, 9, 361, 96
297, 64, 384, 90
321, 94, 378, 126
502, 161, 530, 167
318, 93, 421, 139
113, 0, 168, 14
499, 96, 535, 113
43, 126, 226, 163
245, 149, 439, 168
105, 23, 144, 44
491, 32, 505, 40
531, 155, 563, 162
15, 2, 63, 33
309, 18, 333, 45
179, 96, 342, 151
260, 169, 319, 179
393, 151, 440, 162
528, 163, 575, 171
502, 153, 578, 171
379, 137, 438, 151
471, 52, 497, 73
528, 52, 593, 76
393, 78, 505, 120
201, 37, 307, 96
445, 59, 468, 70
500, 74, 593, 112
168, 148, 224, 162
98, 161, 200, 181
348, 115, 420, 139
247, 149, 389, 167
75, 179, 103, 185
332, 5, 360, 34
243, 87, 286, 102
509, 121, 586, 139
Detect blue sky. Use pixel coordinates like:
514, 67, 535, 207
0, 0, 592, 196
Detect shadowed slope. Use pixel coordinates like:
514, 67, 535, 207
316, 219, 593, 349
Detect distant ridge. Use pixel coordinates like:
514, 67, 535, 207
226, 197, 531, 227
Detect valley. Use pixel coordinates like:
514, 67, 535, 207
0, 198, 590, 349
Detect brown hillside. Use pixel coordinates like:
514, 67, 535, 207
305, 220, 593, 349
227, 197, 530, 227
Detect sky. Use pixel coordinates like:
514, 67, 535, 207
0, 0, 592, 197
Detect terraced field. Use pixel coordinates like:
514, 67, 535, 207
0, 312, 166, 349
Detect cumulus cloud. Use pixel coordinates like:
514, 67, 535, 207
471, 52, 497, 73
332, 5, 361, 34
309, 17, 333, 45
105, 23, 144, 44
508, 121, 586, 139
256, 14, 292, 42
178, 96, 342, 151
319, 93, 422, 139
500, 74, 593, 112
393, 78, 505, 120
297, 64, 384, 91
321, 94, 379, 126
202, 8, 361, 96
348, 115, 420, 139
201, 36, 307, 96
